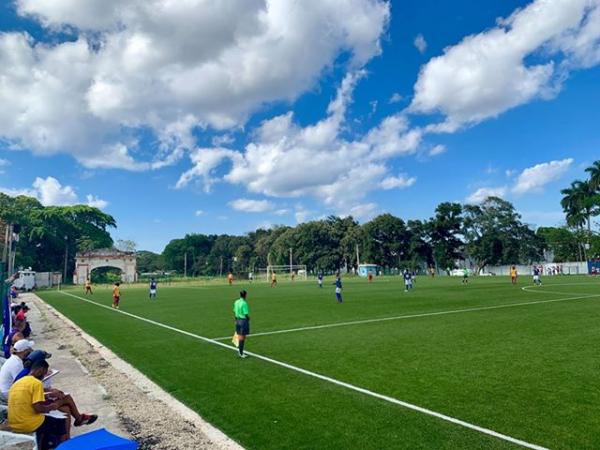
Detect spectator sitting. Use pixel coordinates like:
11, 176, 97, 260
0, 339, 34, 401
8, 360, 98, 448
10, 286, 19, 300
14, 350, 52, 383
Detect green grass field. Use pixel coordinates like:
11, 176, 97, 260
37, 275, 600, 450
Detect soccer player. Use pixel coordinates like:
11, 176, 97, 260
227, 272, 234, 285
532, 266, 542, 286
112, 282, 120, 309
149, 278, 157, 300
334, 275, 343, 303
291, 271, 296, 282
403, 269, 413, 292
84, 278, 93, 295
510, 266, 518, 285
368, 272, 373, 283
233, 290, 250, 358
462, 268, 469, 284
248, 271, 254, 283
317, 272, 323, 288
271, 271, 277, 288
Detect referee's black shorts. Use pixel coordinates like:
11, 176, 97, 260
235, 318, 250, 336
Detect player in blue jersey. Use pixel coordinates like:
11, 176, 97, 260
334, 275, 343, 303
317, 272, 323, 288
532, 266, 542, 286
149, 278, 158, 300
403, 269, 413, 292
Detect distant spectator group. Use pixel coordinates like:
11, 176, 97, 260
1, 294, 97, 449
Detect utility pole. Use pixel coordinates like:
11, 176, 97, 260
184, 252, 188, 278
356, 243, 360, 268
63, 235, 68, 283
289, 248, 293, 277
219, 256, 223, 277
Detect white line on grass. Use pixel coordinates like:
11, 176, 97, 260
56, 291, 548, 450
212, 291, 600, 340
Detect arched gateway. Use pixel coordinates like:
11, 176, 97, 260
73, 249, 137, 284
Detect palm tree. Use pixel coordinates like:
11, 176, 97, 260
561, 180, 596, 260
585, 160, 600, 191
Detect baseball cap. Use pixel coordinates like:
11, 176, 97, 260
13, 339, 35, 352
27, 350, 51, 363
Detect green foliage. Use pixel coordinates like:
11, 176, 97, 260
463, 197, 543, 270
0, 193, 116, 276
536, 227, 580, 262
136, 251, 165, 273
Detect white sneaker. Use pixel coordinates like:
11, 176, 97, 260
239, 353, 248, 358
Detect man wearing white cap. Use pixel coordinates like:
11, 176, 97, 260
0, 339, 34, 400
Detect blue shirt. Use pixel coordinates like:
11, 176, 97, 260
403, 272, 412, 281
318, 274, 323, 280
335, 278, 342, 288
150, 281, 157, 289
533, 268, 540, 276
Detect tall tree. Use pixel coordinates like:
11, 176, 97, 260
427, 202, 463, 270
362, 214, 410, 268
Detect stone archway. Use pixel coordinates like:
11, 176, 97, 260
73, 249, 137, 284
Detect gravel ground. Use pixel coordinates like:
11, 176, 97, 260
26, 293, 243, 450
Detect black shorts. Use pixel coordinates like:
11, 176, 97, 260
235, 319, 250, 336
36, 415, 67, 439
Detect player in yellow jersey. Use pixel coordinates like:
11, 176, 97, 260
84, 278, 93, 295
271, 272, 277, 288
112, 282, 121, 309
510, 266, 518, 285
227, 272, 234, 285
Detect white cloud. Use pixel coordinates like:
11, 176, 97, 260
428, 144, 446, 156
414, 34, 427, 53
229, 198, 274, 213
379, 175, 416, 190
32, 177, 78, 206
194, 210, 204, 217
211, 135, 235, 147
0, 176, 107, 208
273, 209, 290, 216
466, 186, 508, 204
85, 194, 109, 209
388, 92, 403, 104
345, 203, 378, 221
410, 0, 600, 132
177, 72, 423, 216
512, 158, 573, 194
294, 205, 314, 224
1, 0, 390, 170
466, 158, 574, 203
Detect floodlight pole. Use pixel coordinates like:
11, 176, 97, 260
289, 248, 292, 277
184, 252, 187, 278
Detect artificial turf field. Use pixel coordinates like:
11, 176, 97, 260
37, 275, 600, 450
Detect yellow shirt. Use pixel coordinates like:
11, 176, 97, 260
85, 280, 91, 287
113, 286, 120, 297
510, 269, 517, 277
8, 376, 45, 433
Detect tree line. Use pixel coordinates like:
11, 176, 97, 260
145, 197, 553, 276
0, 193, 116, 276
2, 157, 599, 279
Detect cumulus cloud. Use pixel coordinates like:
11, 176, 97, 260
0, 0, 390, 170
194, 210, 204, 217
0, 176, 107, 208
414, 34, 427, 53
177, 72, 422, 216
85, 194, 109, 209
428, 144, 446, 156
466, 158, 573, 203
379, 175, 416, 190
410, 0, 600, 132
465, 186, 508, 204
388, 93, 403, 104
512, 158, 573, 194
229, 198, 275, 213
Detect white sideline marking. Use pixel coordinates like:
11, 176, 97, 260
213, 291, 600, 340
57, 290, 547, 450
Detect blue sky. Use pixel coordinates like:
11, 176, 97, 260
1, 0, 599, 252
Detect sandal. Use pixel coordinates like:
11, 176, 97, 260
74, 414, 98, 426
